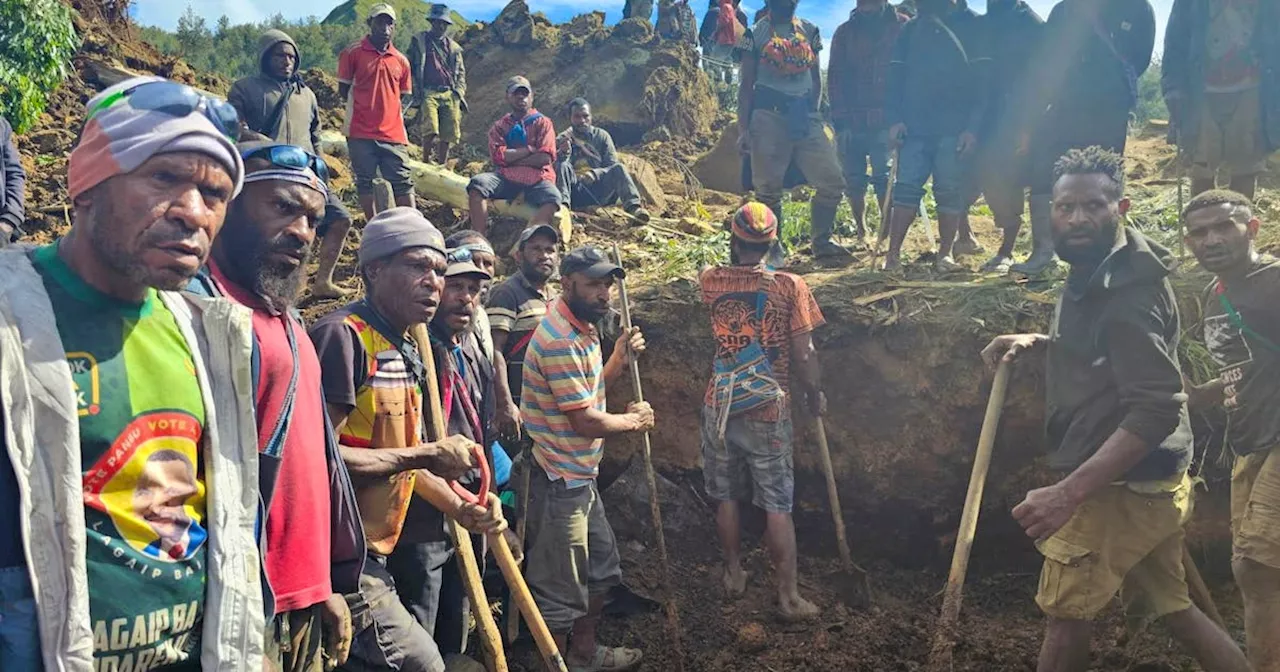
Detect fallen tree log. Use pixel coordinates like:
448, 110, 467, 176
320, 131, 572, 245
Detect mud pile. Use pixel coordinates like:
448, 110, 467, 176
454, 1, 718, 148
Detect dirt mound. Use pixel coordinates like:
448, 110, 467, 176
452, 0, 716, 149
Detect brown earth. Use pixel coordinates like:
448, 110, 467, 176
18, 3, 1270, 670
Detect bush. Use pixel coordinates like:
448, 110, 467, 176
0, 0, 80, 133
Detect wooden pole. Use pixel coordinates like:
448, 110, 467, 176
612, 243, 687, 672
504, 441, 534, 645
814, 419, 866, 578
927, 360, 1012, 672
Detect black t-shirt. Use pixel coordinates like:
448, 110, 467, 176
1203, 257, 1280, 455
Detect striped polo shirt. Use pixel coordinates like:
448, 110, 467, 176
521, 297, 605, 487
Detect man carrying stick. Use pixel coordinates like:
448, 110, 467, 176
981, 147, 1249, 672
520, 246, 652, 672
699, 202, 824, 621
1182, 190, 1280, 672
309, 207, 505, 672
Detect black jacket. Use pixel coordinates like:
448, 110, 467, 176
1162, 0, 1280, 154
979, 0, 1044, 145
885, 2, 991, 137
1045, 227, 1192, 482
0, 116, 25, 240
1029, 0, 1155, 122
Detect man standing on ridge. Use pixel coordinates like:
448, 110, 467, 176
229, 29, 356, 300
338, 3, 416, 223
982, 147, 1250, 672
409, 4, 467, 168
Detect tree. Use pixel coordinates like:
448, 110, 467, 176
175, 5, 212, 58
216, 14, 231, 38
0, 0, 80, 133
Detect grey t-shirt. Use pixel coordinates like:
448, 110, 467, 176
1203, 256, 1280, 455
744, 17, 823, 98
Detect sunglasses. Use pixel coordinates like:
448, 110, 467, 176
240, 144, 331, 184
90, 81, 241, 142
446, 247, 474, 264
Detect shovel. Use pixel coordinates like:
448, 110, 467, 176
927, 359, 1011, 672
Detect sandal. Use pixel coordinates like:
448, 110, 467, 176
568, 644, 644, 672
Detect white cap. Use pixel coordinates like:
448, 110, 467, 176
368, 3, 397, 21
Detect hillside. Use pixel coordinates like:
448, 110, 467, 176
321, 0, 469, 27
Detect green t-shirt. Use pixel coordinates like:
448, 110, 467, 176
32, 245, 208, 670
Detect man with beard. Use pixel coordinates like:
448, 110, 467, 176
520, 246, 652, 672
0, 75, 264, 669
881, 0, 990, 272
486, 223, 561, 438
982, 147, 1251, 672
738, 0, 849, 259
191, 142, 365, 672
1182, 190, 1280, 671
555, 99, 651, 223
467, 77, 562, 236
229, 30, 356, 301
699, 202, 825, 621
310, 207, 505, 672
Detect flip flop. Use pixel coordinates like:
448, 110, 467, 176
568, 645, 644, 672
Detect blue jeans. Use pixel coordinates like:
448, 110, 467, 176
0, 566, 40, 672
892, 134, 970, 215
838, 129, 890, 202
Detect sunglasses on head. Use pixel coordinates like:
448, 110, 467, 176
90, 81, 241, 142
447, 247, 474, 264
240, 144, 331, 184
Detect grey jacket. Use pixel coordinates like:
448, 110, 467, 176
227, 30, 322, 153
407, 31, 466, 107
0, 247, 264, 671
0, 115, 25, 238
1162, 0, 1280, 153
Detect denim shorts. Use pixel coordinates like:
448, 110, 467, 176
892, 134, 970, 215
701, 409, 795, 514
0, 566, 40, 672
466, 173, 562, 208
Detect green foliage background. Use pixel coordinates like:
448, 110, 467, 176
0, 0, 80, 133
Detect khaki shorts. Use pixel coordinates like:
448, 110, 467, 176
1035, 480, 1193, 621
1232, 447, 1280, 569
265, 603, 325, 672
1190, 88, 1268, 180
421, 90, 462, 145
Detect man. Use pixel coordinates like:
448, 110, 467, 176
338, 3, 415, 222
408, 4, 467, 167
1182, 190, 1280, 672
699, 202, 824, 621
446, 229, 500, 362
229, 29, 356, 301
1015, 0, 1155, 275
0, 75, 263, 669
981, 147, 1250, 672
0, 113, 25, 248
487, 223, 561, 437
827, 0, 907, 245
310, 207, 505, 672
555, 98, 652, 223
738, 0, 849, 259
699, 0, 749, 85
467, 77, 562, 236
1163, 0, 1280, 200
966, 0, 1043, 272
881, 0, 990, 272
521, 246, 653, 671
194, 142, 365, 671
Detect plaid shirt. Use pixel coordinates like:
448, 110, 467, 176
488, 109, 558, 185
827, 6, 907, 132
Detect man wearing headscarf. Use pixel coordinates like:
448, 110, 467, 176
0, 75, 265, 670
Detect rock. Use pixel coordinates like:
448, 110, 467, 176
736, 622, 768, 653
601, 455, 705, 540
677, 217, 716, 235
642, 125, 673, 143
692, 122, 746, 194
618, 153, 669, 212
492, 0, 535, 46
614, 16, 654, 42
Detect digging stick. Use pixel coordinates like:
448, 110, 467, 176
814, 419, 870, 589
611, 243, 687, 672
927, 359, 1012, 672
1183, 545, 1228, 632
873, 147, 900, 261
414, 327, 570, 672
504, 434, 533, 645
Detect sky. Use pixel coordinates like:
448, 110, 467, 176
135, 0, 1171, 61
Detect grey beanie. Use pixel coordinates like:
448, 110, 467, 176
358, 207, 446, 267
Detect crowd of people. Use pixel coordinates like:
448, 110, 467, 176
0, 0, 1275, 671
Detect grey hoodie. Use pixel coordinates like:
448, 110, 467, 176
1045, 226, 1193, 482
227, 30, 322, 153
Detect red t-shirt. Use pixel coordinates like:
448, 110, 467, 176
209, 262, 333, 614
338, 36, 412, 144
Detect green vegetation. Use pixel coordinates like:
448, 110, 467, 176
0, 0, 79, 133
139, 3, 467, 82
1134, 59, 1169, 124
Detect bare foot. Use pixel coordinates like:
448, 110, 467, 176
777, 594, 820, 622
723, 566, 747, 598
311, 281, 352, 301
